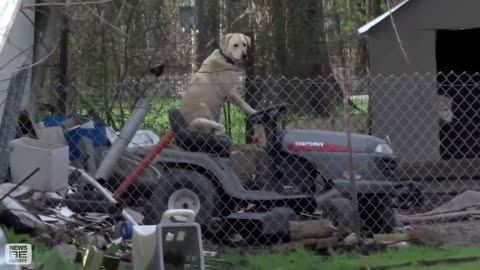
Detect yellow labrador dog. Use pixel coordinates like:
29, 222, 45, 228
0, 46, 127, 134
180, 33, 257, 134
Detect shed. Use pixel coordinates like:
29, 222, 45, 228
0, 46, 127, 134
358, 0, 480, 175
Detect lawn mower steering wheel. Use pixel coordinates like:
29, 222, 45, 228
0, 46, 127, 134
247, 103, 289, 124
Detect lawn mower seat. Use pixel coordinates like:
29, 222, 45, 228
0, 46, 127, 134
168, 107, 232, 157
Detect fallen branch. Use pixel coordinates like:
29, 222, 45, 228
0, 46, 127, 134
401, 203, 480, 218
398, 209, 480, 224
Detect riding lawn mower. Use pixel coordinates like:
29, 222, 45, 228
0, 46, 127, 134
112, 103, 421, 244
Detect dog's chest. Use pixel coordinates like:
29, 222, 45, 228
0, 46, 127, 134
209, 71, 242, 89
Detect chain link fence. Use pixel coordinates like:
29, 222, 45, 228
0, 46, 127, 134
3, 66, 480, 249
2, 0, 480, 257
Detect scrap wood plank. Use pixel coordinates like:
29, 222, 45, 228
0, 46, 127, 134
373, 233, 409, 243
289, 219, 336, 241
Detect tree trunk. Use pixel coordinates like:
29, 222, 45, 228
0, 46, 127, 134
195, 0, 219, 67
271, 0, 287, 76
363, 0, 384, 135
223, 0, 249, 139
30, 5, 60, 122
324, 0, 345, 70
286, 0, 342, 117
224, 0, 250, 32
195, 0, 207, 69
244, 32, 257, 143
206, 0, 220, 53
56, 11, 69, 115
356, 0, 384, 76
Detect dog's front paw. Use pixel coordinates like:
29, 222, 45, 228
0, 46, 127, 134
212, 124, 225, 136
210, 122, 224, 131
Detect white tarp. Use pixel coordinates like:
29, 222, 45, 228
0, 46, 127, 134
0, 0, 35, 123
0, 0, 23, 54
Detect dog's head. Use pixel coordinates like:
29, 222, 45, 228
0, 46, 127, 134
438, 95, 454, 124
219, 33, 251, 64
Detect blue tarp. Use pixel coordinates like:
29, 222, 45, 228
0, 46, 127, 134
42, 115, 111, 161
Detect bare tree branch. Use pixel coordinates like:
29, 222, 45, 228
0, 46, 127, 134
387, 0, 410, 64
22, 0, 113, 9
80, 1, 128, 36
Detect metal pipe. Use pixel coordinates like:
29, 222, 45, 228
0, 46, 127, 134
113, 129, 174, 198
95, 98, 150, 181
71, 166, 138, 225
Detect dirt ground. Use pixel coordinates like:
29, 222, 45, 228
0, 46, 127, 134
400, 190, 480, 246
413, 220, 480, 245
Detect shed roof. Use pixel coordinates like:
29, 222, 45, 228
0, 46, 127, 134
357, 0, 412, 34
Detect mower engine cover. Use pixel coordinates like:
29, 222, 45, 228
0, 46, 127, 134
282, 129, 398, 182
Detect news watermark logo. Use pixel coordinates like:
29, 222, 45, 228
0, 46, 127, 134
4, 243, 32, 265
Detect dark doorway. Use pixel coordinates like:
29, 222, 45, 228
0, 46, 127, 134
436, 28, 480, 160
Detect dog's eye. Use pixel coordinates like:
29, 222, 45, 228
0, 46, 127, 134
233, 44, 239, 48
243, 43, 246, 47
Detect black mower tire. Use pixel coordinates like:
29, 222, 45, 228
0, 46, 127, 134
395, 181, 425, 209
359, 195, 397, 236
142, 168, 221, 232
321, 197, 355, 239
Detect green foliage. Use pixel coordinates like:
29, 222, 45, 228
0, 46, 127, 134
332, 0, 389, 38
85, 95, 368, 145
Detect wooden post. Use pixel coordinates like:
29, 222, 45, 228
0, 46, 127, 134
243, 31, 257, 144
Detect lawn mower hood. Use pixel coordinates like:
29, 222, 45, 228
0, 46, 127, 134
281, 129, 399, 181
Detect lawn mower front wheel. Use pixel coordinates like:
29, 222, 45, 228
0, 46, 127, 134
142, 168, 227, 238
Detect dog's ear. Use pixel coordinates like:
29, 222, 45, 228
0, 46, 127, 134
243, 34, 251, 48
219, 34, 233, 52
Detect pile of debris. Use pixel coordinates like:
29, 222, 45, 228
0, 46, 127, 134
0, 180, 135, 269
0, 100, 231, 269
272, 190, 480, 255
0, 100, 159, 269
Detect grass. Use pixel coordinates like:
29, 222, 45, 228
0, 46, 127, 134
4, 225, 480, 270
221, 245, 480, 270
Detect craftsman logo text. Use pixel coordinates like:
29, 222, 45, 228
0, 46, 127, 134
5, 243, 32, 265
